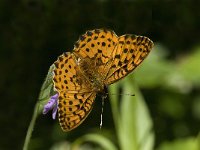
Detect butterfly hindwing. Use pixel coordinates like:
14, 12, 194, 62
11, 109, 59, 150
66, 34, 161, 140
53, 52, 96, 131
58, 91, 96, 131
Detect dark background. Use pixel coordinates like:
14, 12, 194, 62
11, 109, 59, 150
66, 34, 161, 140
0, 0, 200, 150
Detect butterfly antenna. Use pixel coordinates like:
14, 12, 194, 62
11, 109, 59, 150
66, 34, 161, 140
108, 93, 135, 96
100, 96, 105, 130
99, 92, 134, 130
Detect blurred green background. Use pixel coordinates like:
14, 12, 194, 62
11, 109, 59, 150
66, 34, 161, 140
0, 0, 200, 150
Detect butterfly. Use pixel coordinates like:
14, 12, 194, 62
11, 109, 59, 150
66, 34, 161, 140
52, 29, 154, 131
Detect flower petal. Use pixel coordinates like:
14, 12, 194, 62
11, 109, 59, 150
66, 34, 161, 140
43, 93, 59, 115
52, 98, 58, 119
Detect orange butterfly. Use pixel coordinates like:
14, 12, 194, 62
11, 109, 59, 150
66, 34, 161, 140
47, 29, 154, 131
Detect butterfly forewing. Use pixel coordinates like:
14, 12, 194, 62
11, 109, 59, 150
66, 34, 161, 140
105, 35, 154, 85
73, 29, 118, 77
74, 29, 118, 61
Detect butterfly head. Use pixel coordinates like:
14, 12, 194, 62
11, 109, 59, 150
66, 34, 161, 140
96, 85, 108, 99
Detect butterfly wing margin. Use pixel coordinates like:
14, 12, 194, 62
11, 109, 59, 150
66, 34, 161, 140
105, 35, 154, 85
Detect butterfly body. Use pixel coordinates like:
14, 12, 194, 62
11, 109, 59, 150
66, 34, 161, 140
53, 29, 154, 131
77, 57, 105, 93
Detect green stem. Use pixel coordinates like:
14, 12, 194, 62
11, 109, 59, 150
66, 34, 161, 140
23, 64, 54, 150
109, 83, 121, 141
23, 102, 40, 150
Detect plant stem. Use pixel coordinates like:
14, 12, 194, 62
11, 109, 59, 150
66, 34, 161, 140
23, 102, 40, 150
23, 65, 54, 150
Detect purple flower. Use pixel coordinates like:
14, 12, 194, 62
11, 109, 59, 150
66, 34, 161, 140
43, 93, 59, 119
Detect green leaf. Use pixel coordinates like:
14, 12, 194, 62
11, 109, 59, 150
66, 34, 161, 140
157, 136, 200, 150
109, 77, 154, 150
71, 134, 117, 150
38, 64, 55, 113
176, 46, 200, 85
134, 44, 173, 88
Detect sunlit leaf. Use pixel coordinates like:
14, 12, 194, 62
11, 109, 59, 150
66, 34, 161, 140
71, 134, 117, 150
157, 136, 200, 150
38, 64, 55, 113
176, 46, 200, 85
109, 76, 154, 150
134, 45, 173, 88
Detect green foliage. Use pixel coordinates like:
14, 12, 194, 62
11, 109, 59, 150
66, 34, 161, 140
71, 134, 117, 150
134, 44, 173, 88
176, 46, 200, 85
157, 136, 200, 150
23, 64, 55, 150
38, 64, 56, 113
109, 79, 154, 150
